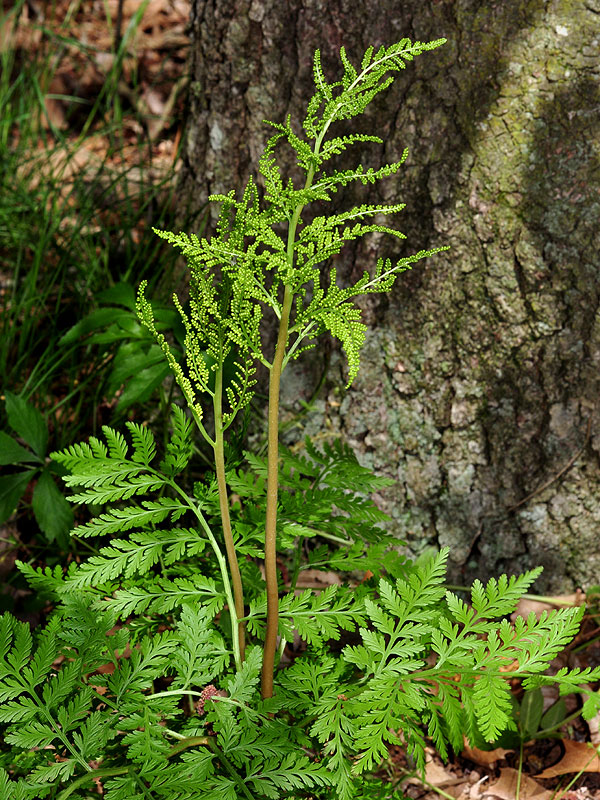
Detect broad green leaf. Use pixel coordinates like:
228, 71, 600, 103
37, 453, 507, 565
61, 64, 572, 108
32, 471, 73, 545
540, 698, 567, 734
107, 342, 166, 397
59, 308, 139, 345
519, 688, 544, 739
88, 315, 146, 343
96, 281, 137, 310
116, 362, 171, 411
0, 432, 40, 466
4, 392, 48, 457
0, 470, 36, 525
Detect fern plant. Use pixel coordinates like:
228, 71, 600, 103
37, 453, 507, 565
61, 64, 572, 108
2, 37, 600, 800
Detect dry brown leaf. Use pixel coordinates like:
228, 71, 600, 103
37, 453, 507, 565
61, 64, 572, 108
424, 758, 457, 787
498, 658, 520, 673
483, 767, 552, 800
536, 739, 600, 778
469, 774, 490, 800
404, 757, 468, 798
588, 715, 600, 746
294, 569, 342, 588
462, 740, 512, 767
512, 593, 584, 621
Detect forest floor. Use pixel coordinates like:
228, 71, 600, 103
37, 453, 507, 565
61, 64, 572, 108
3, 1, 600, 798
3, 0, 190, 189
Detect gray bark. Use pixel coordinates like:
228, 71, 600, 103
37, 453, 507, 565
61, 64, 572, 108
180, 0, 600, 591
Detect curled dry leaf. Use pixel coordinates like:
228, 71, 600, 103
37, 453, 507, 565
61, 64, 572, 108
424, 757, 458, 787
405, 755, 469, 798
482, 767, 552, 800
462, 739, 513, 767
536, 740, 600, 778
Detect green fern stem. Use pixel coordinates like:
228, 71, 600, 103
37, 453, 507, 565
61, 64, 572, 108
56, 737, 215, 799
214, 362, 246, 663
133, 770, 156, 800
261, 281, 293, 699
165, 476, 242, 671
207, 737, 257, 800
261, 156, 319, 698
27, 688, 92, 775
56, 767, 131, 800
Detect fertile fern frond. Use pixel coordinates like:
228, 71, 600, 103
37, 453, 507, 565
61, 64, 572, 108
303, 40, 447, 139
148, 38, 449, 402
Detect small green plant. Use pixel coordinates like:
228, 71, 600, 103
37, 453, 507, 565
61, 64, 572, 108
501, 687, 570, 748
2, 37, 600, 800
59, 282, 186, 415
0, 392, 73, 547
0, 0, 197, 438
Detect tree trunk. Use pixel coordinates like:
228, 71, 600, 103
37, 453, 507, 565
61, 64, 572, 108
180, 0, 600, 591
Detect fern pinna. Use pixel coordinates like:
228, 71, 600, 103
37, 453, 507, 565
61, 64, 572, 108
2, 37, 600, 800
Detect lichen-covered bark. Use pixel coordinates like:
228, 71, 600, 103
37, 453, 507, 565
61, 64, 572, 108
181, 0, 600, 591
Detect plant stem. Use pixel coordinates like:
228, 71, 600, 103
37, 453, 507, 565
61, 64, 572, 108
260, 150, 321, 698
167, 735, 211, 757
516, 740, 524, 800
214, 363, 246, 662
165, 476, 242, 670
207, 737, 257, 800
56, 767, 130, 800
261, 282, 294, 698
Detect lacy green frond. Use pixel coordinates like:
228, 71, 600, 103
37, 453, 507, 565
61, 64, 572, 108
247, 586, 364, 646
75, 498, 185, 541
160, 404, 194, 477
62, 528, 206, 590
98, 575, 224, 618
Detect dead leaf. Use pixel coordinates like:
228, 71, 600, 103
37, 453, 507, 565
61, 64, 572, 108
44, 98, 67, 130
536, 739, 600, 778
512, 593, 584, 621
498, 658, 520, 673
425, 758, 457, 787
294, 569, 342, 588
469, 774, 490, 800
404, 755, 469, 798
462, 740, 512, 767
483, 767, 552, 800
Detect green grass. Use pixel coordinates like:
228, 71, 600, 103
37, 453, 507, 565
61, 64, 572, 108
0, 0, 200, 446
